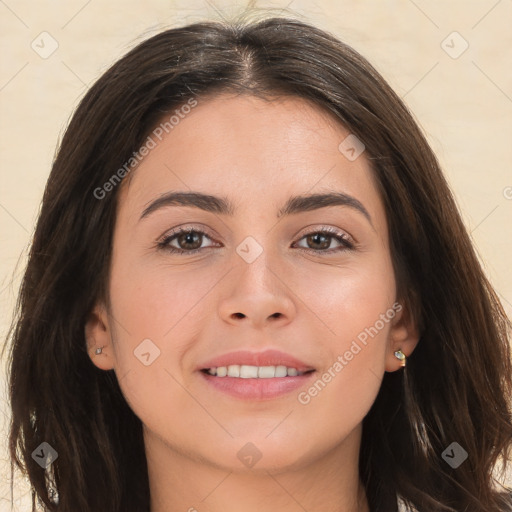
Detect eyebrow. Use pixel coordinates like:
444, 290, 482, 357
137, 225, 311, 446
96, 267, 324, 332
139, 191, 373, 226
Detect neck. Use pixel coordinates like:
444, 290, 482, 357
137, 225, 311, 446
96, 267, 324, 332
146, 425, 370, 512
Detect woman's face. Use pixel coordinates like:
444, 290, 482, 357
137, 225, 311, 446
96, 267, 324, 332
88, 93, 416, 472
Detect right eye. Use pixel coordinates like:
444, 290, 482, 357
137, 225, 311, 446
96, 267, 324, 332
157, 227, 219, 255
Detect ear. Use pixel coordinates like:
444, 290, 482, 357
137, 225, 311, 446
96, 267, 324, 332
85, 303, 116, 371
385, 301, 420, 372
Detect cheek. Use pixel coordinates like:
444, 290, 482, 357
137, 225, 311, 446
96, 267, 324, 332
106, 260, 211, 437
107, 257, 227, 405
110, 256, 214, 340
292, 254, 395, 424
295, 252, 396, 345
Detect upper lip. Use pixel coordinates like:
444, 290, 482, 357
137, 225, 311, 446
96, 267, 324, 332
197, 349, 315, 373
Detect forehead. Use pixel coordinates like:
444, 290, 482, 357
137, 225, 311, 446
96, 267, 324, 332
118, 94, 384, 225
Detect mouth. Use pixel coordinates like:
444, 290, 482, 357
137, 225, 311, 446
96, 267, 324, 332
200, 365, 315, 378
196, 349, 315, 373
196, 349, 317, 400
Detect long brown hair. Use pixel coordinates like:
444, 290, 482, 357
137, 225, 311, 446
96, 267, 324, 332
3, 14, 511, 512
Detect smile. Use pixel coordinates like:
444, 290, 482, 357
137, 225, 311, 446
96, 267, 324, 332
202, 364, 313, 378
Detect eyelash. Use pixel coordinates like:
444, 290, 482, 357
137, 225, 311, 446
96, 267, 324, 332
156, 225, 356, 256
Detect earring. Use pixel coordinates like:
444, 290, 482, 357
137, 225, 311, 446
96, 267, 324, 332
95, 347, 103, 355
394, 349, 406, 367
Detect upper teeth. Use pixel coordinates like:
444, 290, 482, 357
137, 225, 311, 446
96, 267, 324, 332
207, 365, 304, 378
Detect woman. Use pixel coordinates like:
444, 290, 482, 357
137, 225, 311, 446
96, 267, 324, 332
3, 14, 511, 512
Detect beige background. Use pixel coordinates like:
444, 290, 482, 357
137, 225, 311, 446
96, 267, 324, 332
1, 0, 511, 509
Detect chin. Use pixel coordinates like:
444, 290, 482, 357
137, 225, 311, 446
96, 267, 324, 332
203, 432, 318, 474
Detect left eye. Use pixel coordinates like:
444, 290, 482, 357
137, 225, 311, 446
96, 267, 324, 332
293, 229, 354, 252
157, 227, 355, 255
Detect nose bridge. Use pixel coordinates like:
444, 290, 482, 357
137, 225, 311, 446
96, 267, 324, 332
219, 233, 296, 326
238, 240, 275, 289
234, 234, 282, 298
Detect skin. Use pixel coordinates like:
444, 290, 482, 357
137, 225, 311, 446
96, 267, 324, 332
86, 93, 419, 512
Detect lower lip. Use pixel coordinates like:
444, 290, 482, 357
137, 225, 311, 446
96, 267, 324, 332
199, 371, 316, 400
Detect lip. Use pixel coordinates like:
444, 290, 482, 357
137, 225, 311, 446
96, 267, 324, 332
199, 371, 316, 400
196, 349, 316, 401
196, 349, 315, 373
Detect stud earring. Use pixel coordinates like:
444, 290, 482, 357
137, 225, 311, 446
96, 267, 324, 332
394, 349, 406, 367
95, 347, 104, 355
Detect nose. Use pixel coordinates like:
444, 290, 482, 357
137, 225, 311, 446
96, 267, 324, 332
218, 252, 296, 329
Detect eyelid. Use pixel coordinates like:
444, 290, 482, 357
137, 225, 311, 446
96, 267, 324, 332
156, 224, 357, 254
156, 222, 218, 242
294, 225, 355, 245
